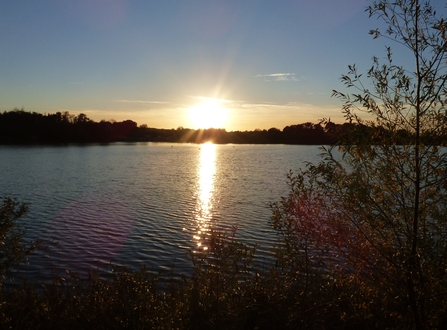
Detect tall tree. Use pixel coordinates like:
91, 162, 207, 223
272, 1, 447, 328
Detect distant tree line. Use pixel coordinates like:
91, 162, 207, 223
0, 108, 437, 145
0, 109, 137, 144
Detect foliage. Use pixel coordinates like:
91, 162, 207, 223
0, 109, 345, 145
0, 197, 37, 281
0, 109, 138, 144
0, 229, 274, 330
186, 228, 256, 329
271, 0, 447, 328
0, 266, 178, 330
0, 225, 376, 329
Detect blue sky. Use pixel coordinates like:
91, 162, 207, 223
0, 1, 416, 131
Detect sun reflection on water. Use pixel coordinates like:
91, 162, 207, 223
194, 142, 216, 250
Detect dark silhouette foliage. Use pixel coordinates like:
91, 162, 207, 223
0, 197, 37, 282
1, 108, 429, 145
0, 109, 137, 144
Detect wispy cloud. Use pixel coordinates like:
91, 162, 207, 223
239, 101, 338, 116
190, 96, 232, 104
255, 73, 300, 82
115, 100, 169, 104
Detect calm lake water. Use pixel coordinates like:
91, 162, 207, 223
0, 143, 324, 282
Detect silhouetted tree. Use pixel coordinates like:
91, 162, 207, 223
272, 1, 447, 328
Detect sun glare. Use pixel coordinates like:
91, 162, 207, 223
188, 98, 228, 129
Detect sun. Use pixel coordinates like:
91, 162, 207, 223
188, 98, 229, 129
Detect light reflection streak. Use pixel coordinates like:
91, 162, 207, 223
194, 142, 216, 250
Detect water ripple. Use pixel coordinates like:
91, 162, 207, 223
0, 143, 323, 282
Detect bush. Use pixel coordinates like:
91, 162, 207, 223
0, 197, 37, 282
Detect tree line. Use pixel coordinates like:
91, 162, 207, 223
0, 108, 438, 145
0, 110, 137, 144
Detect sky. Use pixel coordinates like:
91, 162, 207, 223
0, 0, 423, 131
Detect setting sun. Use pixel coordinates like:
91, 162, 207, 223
188, 98, 229, 129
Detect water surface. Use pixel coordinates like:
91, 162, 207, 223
0, 143, 323, 282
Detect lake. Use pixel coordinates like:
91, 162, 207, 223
0, 143, 324, 283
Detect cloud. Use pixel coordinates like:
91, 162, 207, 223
115, 100, 169, 104
190, 96, 232, 104
255, 73, 299, 82
238, 101, 340, 118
